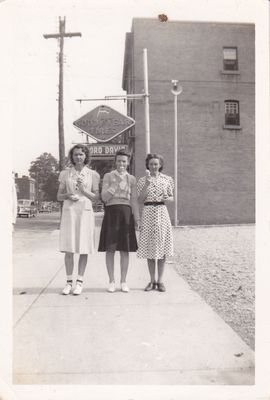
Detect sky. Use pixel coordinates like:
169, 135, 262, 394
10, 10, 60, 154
0, 0, 263, 176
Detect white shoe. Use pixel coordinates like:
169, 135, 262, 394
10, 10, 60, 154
62, 281, 72, 295
73, 281, 83, 295
107, 282, 116, 293
121, 282, 129, 293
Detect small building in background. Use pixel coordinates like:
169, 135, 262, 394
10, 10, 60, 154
122, 19, 255, 225
15, 174, 36, 201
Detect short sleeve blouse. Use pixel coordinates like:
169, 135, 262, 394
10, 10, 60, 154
58, 166, 100, 209
137, 173, 174, 202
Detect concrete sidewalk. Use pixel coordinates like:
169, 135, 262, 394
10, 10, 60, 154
13, 223, 254, 385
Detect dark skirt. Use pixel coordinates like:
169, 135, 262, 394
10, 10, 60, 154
98, 204, 138, 252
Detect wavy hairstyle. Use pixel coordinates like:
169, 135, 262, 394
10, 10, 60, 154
114, 149, 131, 161
145, 153, 164, 172
68, 144, 90, 166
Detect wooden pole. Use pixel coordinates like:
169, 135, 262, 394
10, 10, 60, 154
44, 17, 81, 171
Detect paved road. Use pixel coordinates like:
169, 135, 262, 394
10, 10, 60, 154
12, 213, 254, 385
15, 211, 63, 231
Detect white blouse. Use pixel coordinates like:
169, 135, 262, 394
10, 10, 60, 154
58, 166, 100, 210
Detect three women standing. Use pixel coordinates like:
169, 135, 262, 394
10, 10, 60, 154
137, 154, 174, 292
57, 145, 100, 295
57, 147, 173, 294
98, 150, 140, 293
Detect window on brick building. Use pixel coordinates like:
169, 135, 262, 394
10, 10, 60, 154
223, 47, 238, 71
224, 100, 240, 126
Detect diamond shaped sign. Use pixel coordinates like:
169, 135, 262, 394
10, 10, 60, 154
73, 105, 135, 143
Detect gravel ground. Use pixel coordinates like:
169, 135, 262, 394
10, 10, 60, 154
171, 224, 255, 350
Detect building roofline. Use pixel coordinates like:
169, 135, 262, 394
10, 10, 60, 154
131, 17, 254, 27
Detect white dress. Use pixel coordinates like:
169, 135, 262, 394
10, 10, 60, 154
137, 173, 174, 259
58, 166, 100, 254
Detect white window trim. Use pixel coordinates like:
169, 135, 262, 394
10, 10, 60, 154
221, 70, 240, 75
223, 124, 242, 130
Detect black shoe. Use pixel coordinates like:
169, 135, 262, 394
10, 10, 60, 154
144, 282, 156, 291
157, 282, 166, 292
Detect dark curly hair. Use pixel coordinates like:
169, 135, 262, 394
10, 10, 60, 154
114, 149, 130, 161
68, 144, 90, 166
145, 153, 164, 172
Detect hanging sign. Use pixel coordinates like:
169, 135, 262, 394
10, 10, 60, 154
73, 105, 135, 142
88, 144, 128, 157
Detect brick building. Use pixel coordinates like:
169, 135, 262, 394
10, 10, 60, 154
15, 174, 36, 201
122, 19, 255, 225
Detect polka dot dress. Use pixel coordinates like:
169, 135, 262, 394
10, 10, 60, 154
137, 173, 174, 259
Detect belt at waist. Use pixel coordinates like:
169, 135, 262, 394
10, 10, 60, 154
144, 202, 165, 206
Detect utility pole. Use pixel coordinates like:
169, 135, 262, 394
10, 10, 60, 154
43, 17, 81, 171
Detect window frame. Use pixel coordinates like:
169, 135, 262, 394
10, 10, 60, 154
222, 47, 239, 72
223, 100, 241, 129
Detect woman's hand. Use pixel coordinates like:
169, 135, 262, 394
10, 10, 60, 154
135, 219, 141, 231
145, 170, 151, 187
161, 193, 169, 201
161, 192, 173, 202
69, 193, 79, 201
77, 176, 88, 194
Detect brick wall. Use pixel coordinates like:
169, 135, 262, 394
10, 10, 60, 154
124, 19, 255, 224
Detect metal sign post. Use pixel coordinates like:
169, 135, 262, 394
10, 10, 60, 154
76, 48, 151, 154
171, 80, 183, 227
143, 48, 151, 154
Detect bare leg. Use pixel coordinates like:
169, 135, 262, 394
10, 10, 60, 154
62, 252, 74, 294
106, 251, 115, 283
147, 259, 156, 283
157, 256, 166, 283
120, 251, 129, 283
64, 252, 74, 276
78, 254, 88, 277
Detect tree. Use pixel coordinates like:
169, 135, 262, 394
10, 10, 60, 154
29, 153, 59, 202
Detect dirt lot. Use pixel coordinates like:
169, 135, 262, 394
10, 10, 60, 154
171, 224, 255, 350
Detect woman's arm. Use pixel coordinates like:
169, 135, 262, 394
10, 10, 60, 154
77, 181, 99, 201
79, 187, 99, 201
163, 194, 174, 202
137, 177, 151, 203
130, 177, 140, 228
77, 171, 100, 201
57, 184, 72, 201
162, 177, 174, 202
57, 171, 71, 201
101, 173, 120, 203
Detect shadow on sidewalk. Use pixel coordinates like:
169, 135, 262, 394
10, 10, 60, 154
13, 287, 147, 295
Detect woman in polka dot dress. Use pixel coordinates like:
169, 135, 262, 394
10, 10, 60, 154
137, 154, 174, 292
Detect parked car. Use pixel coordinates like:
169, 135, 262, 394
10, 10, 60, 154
51, 202, 61, 211
38, 201, 52, 213
17, 199, 38, 218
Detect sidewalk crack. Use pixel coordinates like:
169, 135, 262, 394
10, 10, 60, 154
13, 264, 64, 328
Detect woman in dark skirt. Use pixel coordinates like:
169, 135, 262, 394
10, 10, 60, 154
98, 150, 140, 293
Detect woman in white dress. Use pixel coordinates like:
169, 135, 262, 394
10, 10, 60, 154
57, 145, 100, 295
137, 154, 174, 292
